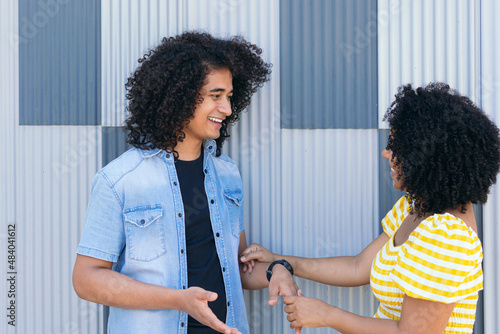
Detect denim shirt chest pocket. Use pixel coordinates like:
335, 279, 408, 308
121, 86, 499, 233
123, 205, 166, 261
223, 189, 243, 238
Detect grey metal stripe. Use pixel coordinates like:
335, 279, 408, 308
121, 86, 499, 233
102, 126, 130, 167
19, 0, 101, 125
280, 0, 378, 129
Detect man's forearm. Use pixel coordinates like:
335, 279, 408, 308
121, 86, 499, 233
73, 265, 182, 310
239, 261, 270, 290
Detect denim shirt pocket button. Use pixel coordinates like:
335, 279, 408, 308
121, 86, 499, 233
124, 205, 166, 261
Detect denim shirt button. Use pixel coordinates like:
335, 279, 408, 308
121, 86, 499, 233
178, 213, 182, 217
223, 267, 225, 272
181, 323, 185, 327
204, 169, 208, 173
183, 286, 186, 289
181, 249, 184, 254
208, 146, 213, 150
210, 199, 214, 204
140, 219, 145, 225
227, 302, 230, 306
216, 233, 220, 237
166, 154, 170, 158
173, 181, 178, 186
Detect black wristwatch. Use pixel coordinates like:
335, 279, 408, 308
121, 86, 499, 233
266, 259, 294, 282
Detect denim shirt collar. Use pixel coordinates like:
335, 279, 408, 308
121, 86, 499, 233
139, 139, 217, 161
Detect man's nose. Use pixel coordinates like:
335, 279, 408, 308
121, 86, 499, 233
219, 99, 232, 116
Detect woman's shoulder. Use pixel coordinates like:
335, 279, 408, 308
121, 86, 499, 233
381, 195, 411, 237
414, 213, 482, 253
391, 213, 483, 304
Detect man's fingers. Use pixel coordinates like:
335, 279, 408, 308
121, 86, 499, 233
268, 281, 279, 305
295, 327, 302, 334
202, 311, 234, 333
199, 290, 217, 302
283, 296, 296, 305
297, 289, 303, 296
207, 318, 231, 333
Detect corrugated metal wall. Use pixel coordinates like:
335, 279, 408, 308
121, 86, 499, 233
1, 1, 19, 333
281, 129, 379, 321
2, 1, 104, 333
481, 0, 500, 332
18, 0, 101, 125
2, 0, 499, 333
377, 0, 479, 127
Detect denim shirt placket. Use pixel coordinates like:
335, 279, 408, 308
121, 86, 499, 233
203, 144, 234, 327
162, 151, 189, 334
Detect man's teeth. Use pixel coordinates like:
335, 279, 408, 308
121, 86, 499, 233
209, 117, 222, 123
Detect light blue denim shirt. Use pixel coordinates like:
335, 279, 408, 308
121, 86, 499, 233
77, 139, 249, 334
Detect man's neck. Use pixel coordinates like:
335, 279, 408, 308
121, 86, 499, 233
174, 139, 203, 161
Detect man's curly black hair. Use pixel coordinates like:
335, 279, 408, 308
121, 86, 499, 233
124, 31, 272, 157
383, 83, 500, 216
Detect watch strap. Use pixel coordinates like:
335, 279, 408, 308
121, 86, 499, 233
266, 259, 294, 282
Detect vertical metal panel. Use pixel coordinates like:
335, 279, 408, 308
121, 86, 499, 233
184, 1, 283, 332
282, 129, 379, 333
101, 0, 182, 127
1, 1, 19, 333
16, 126, 102, 334
481, 0, 500, 332
102, 127, 130, 166
377, 0, 479, 128
280, 0, 378, 129
18, 0, 101, 125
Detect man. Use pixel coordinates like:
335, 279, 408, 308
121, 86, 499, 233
72, 32, 298, 334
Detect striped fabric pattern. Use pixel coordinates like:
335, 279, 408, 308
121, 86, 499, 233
370, 196, 483, 333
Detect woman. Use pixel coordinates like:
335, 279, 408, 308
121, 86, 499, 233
241, 83, 500, 333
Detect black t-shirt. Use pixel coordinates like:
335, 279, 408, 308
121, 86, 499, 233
175, 152, 227, 333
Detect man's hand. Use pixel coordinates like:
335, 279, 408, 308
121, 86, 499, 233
268, 266, 302, 334
240, 243, 277, 273
267, 265, 299, 306
176, 287, 241, 334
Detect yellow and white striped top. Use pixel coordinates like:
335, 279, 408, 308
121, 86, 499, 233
370, 196, 483, 333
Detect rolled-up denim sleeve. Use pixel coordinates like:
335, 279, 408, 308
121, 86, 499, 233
77, 172, 125, 263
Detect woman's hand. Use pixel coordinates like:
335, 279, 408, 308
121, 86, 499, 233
239, 243, 277, 273
283, 296, 335, 329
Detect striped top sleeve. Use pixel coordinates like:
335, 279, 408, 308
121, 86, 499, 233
381, 196, 410, 238
389, 214, 483, 304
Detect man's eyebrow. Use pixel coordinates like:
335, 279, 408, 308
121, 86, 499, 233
208, 88, 233, 93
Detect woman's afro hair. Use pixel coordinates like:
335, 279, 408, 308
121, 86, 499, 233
124, 31, 272, 157
383, 82, 500, 216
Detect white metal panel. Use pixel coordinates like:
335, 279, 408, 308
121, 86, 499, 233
481, 0, 500, 332
281, 129, 380, 334
184, 1, 283, 332
377, 0, 480, 128
16, 126, 102, 334
101, 0, 182, 126
1, 1, 19, 333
